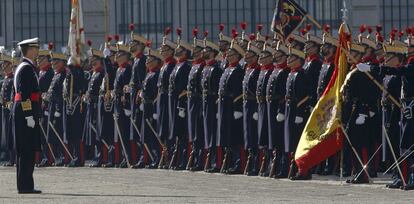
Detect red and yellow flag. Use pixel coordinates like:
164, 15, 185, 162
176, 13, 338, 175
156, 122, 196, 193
294, 23, 350, 171
67, 0, 85, 64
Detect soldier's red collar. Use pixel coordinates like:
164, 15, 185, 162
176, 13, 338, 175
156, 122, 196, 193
407, 56, 414, 64
206, 59, 217, 66
276, 62, 288, 69
323, 57, 334, 64
361, 55, 379, 65
5, 72, 13, 78
135, 52, 143, 59
94, 66, 103, 72
40, 64, 52, 71
261, 63, 274, 70
118, 62, 129, 69
290, 65, 302, 72
306, 54, 319, 62
246, 62, 260, 70
228, 61, 240, 68
192, 58, 205, 66
164, 56, 176, 65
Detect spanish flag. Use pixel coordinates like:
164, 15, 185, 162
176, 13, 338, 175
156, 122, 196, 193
294, 22, 350, 172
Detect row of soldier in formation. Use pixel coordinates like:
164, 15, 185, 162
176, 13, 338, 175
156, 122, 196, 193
1, 23, 414, 190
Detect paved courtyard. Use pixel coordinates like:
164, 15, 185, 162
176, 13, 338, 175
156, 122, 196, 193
0, 166, 413, 203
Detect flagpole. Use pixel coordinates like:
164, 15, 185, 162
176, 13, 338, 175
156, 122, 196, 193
104, 0, 108, 39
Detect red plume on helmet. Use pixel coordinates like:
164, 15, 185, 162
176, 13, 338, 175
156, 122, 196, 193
164, 27, 171, 36
176, 27, 182, 37
232, 31, 239, 39
288, 37, 294, 44
390, 31, 396, 42
323, 24, 331, 34
376, 25, 382, 33
192, 28, 199, 38
249, 33, 256, 41
87, 40, 92, 47
114, 34, 120, 42
359, 24, 367, 33
129, 23, 135, 32
367, 26, 372, 34
204, 30, 209, 38
377, 34, 384, 43
399, 31, 404, 39
231, 27, 237, 35
219, 24, 225, 32
300, 28, 307, 36
305, 24, 312, 32
48, 42, 54, 50
106, 35, 112, 43
265, 35, 270, 41
240, 22, 247, 30
406, 27, 412, 36
145, 41, 152, 48
256, 24, 263, 32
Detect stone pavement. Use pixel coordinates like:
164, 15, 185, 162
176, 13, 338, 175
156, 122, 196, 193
0, 166, 413, 204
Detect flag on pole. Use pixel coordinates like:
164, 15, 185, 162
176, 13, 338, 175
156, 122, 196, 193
271, 0, 307, 40
67, 0, 85, 65
294, 22, 351, 172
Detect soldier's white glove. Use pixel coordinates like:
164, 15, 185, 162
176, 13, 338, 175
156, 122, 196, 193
233, 111, 243, 120
294, 116, 304, 124
103, 47, 111, 58
253, 112, 258, 120
356, 63, 371, 72
25, 116, 35, 128
54, 112, 61, 118
355, 114, 367, 125
369, 111, 375, 117
123, 85, 131, 94
139, 103, 144, 111
153, 114, 158, 120
44, 111, 49, 116
124, 109, 132, 116
276, 113, 285, 122
178, 108, 186, 118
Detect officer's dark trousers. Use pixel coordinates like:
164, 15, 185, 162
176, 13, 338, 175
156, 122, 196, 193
16, 151, 35, 192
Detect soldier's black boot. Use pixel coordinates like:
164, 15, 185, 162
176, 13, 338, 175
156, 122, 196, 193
190, 148, 203, 171
205, 148, 220, 173
220, 148, 231, 174
290, 168, 312, 181
102, 145, 115, 168
386, 178, 402, 189
227, 147, 242, 175
38, 158, 49, 167
275, 153, 288, 178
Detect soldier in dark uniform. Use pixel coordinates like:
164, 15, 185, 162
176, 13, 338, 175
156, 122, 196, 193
43, 51, 67, 167
168, 28, 191, 170
112, 42, 132, 168
36, 46, 54, 167
84, 42, 105, 167
13, 38, 42, 194
156, 28, 177, 169
256, 43, 275, 177
99, 36, 118, 167
266, 41, 290, 178
341, 30, 379, 184
140, 44, 162, 169
217, 33, 245, 174
201, 34, 223, 173
186, 29, 206, 171
358, 34, 413, 190
0, 54, 15, 167
241, 34, 260, 176
63, 53, 87, 167
126, 25, 147, 168
315, 25, 338, 175
283, 47, 308, 180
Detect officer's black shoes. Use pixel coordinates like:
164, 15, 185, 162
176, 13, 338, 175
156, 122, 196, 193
401, 184, 414, 190
18, 189, 42, 194
227, 166, 242, 175
38, 159, 49, 167
102, 162, 114, 168
67, 159, 80, 167
3, 162, 14, 167
119, 160, 128, 168
346, 177, 369, 184
205, 167, 220, 173
274, 172, 288, 179
53, 160, 64, 167
145, 162, 159, 169
246, 170, 258, 176
174, 165, 186, 171
386, 179, 402, 189
132, 162, 145, 169
89, 161, 102, 168
290, 173, 312, 180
